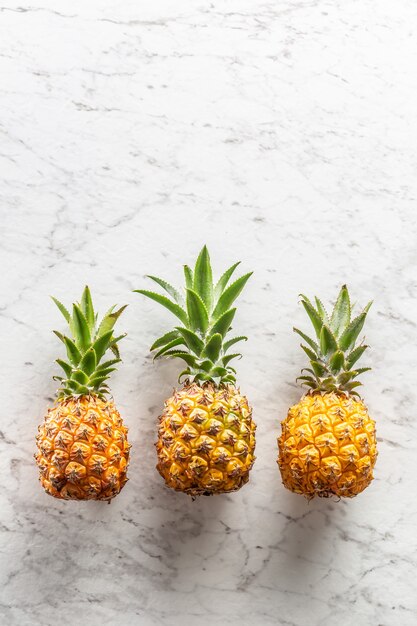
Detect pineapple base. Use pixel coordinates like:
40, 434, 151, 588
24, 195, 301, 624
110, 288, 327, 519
156, 382, 256, 496
35, 395, 130, 501
278, 392, 377, 499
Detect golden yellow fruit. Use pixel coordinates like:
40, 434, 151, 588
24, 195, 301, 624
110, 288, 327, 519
35, 395, 130, 501
156, 382, 256, 496
278, 392, 377, 498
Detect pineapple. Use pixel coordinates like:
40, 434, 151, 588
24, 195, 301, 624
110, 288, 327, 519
35, 287, 130, 501
278, 286, 377, 498
135, 246, 256, 496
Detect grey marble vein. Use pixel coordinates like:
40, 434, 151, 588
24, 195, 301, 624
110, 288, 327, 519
1, 0, 417, 625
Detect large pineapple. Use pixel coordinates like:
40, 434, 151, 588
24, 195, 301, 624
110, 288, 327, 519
135, 246, 256, 496
35, 287, 130, 501
278, 286, 377, 498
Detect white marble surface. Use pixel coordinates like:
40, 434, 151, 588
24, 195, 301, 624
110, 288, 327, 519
1, 1, 417, 624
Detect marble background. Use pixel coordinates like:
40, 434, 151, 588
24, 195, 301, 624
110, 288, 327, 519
1, 1, 417, 625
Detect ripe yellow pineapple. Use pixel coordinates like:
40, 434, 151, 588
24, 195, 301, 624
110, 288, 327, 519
135, 246, 256, 496
278, 286, 377, 498
35, 287, 130, 501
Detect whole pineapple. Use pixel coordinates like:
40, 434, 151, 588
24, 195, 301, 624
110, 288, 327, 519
35, 287, 130, 501
278, 286, 377, 498
136, 246, 256, 496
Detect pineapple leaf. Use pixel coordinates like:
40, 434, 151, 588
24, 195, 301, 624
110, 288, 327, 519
135, 290, 188, 326
223, 336, 247, 352
150, 330, 180, 351
153, 337, 185, 360
339, 302, 372, 351
354, 367, 372, 375
79, 347, 97, 376
344, 381, 363, 390
315, 297, 329, 324
96, 358, 120, 372
175, 327, 204, 355
162, 350, 197, 366
297, 375, 316, 384
300, 344, 318, 362
183, 265, 193, 289
88, 375, 109, 387
310, 360, 326, 377
53, 330, 66, 345
56, 359, 72, 378
330, 285, 351, 336
97, 305, 128, 338
91, 330, 114, 362
72, 304, 91, 352
90, 367, 116, 380
63, 336, 82, 367
210, 366, 229, 378
186, 289, 209, 333
346, 345, 368, 369
329, 350, 345, 373
80, 286, 95, 328
320, 325, 338, 356
212, 272, 252, 321
214, 261, 241, 298
193, 245, 213, 312
108, 334, 126, 360
300, 296, 323, 338
146, 275, 183, 305
293, 327, 319, 353
51, 297, 71, 323
202, 333, 222, 362
72, 369, 89, 385
110, 344, 120, 359
222, 353, 241, 366
210, 308, 236, 338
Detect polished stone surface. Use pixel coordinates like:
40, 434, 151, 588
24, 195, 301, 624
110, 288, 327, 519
1, 1, 417, 625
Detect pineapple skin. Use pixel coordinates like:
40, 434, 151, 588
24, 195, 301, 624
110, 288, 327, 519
278, 392, 377, 498
157, 382, 256, 496
35, 396, 130, 501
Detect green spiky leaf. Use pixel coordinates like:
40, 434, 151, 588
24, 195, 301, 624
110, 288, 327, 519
300, 296, 323, 338
150, 330, 180, 352
153, 337, 185, 360
186, 289, 209, 333
346, 345, 369, 369
212, 273, 252, 321
51, 288, 126, 399
193, 246, 213, 311
184, 265, 193, 289
135, 290, 188, 326
214, 262, 240, 298
146, 276, 183, 305
223, 336, 247, 352
339, 302, 372, 351
80, 286, 95, 328
330, 284, 351, 336
136, 250, 251, 385
51, 297, 71, 323
79, 347, 97, 375
175, 327, 204, 355
210, 308, 236, 338
320, 325, 338, 356
296, 286, 372, 394
202, 333, 222, 362
56, 359, 72, 378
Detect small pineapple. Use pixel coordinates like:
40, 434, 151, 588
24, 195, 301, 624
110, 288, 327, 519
35, 287, 130, 501
278, 286, 377, 498
135, 246, 256, 496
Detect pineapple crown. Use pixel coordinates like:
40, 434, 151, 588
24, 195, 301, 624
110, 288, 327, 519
51, 286, 126, 399
295, 285, 372, 396
135, 246, 252, 385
